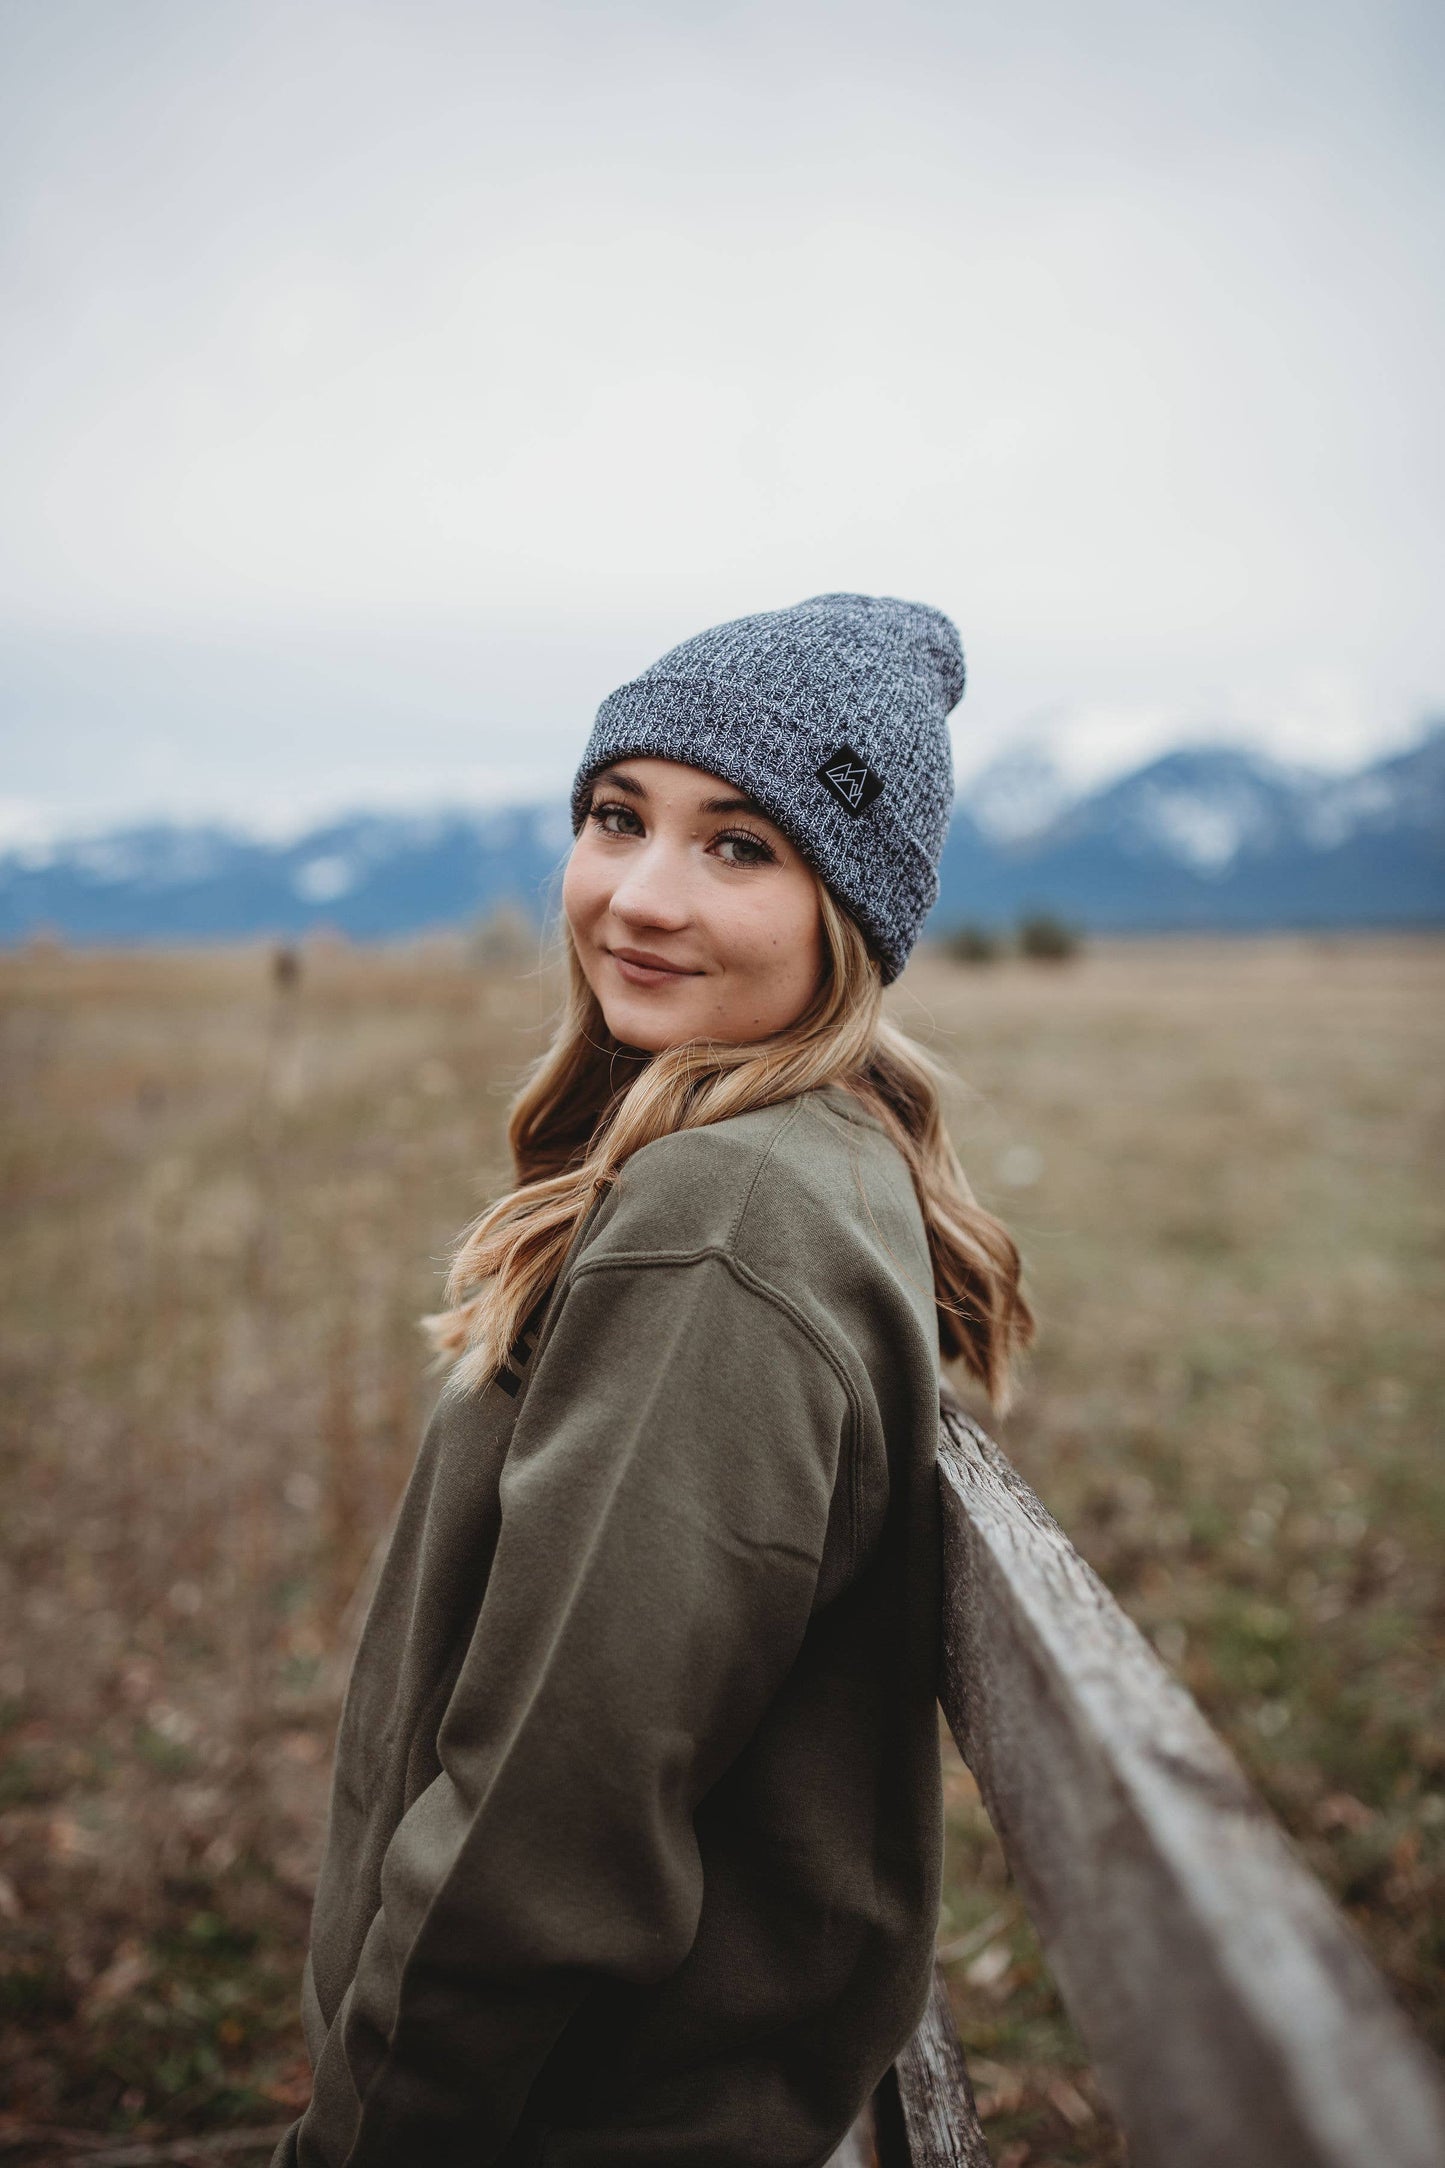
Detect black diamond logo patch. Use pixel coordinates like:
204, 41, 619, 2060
815, 744, 884, 817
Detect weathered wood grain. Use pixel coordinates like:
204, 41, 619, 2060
936, 1384, 1445, 2168
890, 1965, 994, 2167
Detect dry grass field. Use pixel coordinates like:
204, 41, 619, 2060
2, 932, 1442, 2165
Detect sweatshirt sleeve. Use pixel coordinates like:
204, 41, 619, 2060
294, 1246, 856, 2168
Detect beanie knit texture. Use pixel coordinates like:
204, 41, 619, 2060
568, 592, 963, 982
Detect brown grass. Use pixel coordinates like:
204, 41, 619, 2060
1, 932, 1441, 2164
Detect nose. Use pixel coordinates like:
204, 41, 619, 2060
607, 832, 693, 933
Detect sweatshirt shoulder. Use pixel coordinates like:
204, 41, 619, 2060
571, 1086, 932, 1318
570, 1096, 806, 1267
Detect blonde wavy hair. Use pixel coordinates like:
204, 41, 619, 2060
426, 873, 1034, 1412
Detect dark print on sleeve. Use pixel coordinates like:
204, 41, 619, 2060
494, 1295, 550, 1399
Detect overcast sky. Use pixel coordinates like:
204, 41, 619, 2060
2, 0, 1441, 838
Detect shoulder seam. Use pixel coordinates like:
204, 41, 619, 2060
728, 1095, 808, 1251
810, 1087, 885, 1138
565, 1241, 865, 1571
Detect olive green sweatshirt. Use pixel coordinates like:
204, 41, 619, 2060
274, 1081, 944, 2168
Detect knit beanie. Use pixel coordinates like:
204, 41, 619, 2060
568, 592, 962, 983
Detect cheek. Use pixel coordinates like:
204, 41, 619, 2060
722, 882, 823, 994
561, 840, 605, 937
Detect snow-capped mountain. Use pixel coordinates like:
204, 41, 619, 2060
957, 740, 1081, 846
935, 727, 1443, 931
1302, 729, 1445, 848
2, 728, 1441, 944
962, 738, 1366, 866
0, 804, 575, 944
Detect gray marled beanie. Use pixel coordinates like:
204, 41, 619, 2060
568, 592, 962, 982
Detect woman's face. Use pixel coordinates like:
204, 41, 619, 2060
562, 757, 826, 1053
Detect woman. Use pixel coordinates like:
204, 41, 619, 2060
274, 593, 1032, 2168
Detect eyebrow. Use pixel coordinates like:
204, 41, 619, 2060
702, 792, 766, 815
592, 767, 768, 819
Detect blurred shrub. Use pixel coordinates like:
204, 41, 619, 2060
942, 923, 1003, 966
1017, 911, 1082, 962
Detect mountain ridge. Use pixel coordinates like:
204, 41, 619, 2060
4, 728, 1441, 944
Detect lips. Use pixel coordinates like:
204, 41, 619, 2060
607, 947, 703, 985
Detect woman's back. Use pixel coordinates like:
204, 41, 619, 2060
284, 1081, 945, 2167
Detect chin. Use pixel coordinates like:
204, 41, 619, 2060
597, 997, 690, 1055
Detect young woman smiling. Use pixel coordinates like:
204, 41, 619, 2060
275, 594, 1032, 2168
565, 756, 828, 1049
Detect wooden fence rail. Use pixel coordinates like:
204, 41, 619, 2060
311, 1377, 1445, 2168
844, 1387, 1445, 2168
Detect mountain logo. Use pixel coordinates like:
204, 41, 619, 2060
816, 744, 884, 817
